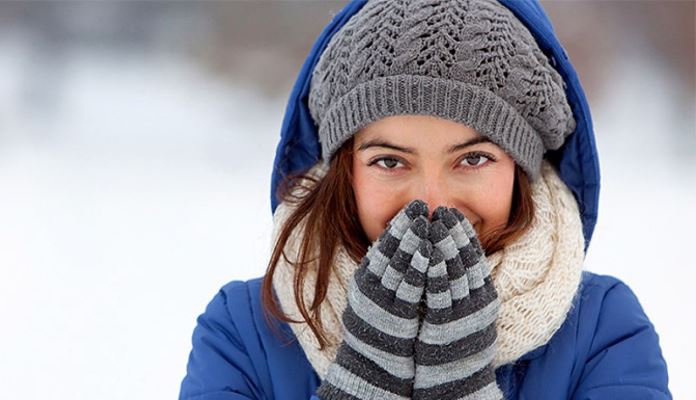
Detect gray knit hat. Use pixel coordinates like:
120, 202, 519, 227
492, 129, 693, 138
308, 0, 576, 180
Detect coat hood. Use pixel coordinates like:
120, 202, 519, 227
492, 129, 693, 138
269, 0, 600, 251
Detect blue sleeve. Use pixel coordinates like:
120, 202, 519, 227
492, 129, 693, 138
179, 281, 321, 400
179, 282, 265, 400
572, 281, 671, 399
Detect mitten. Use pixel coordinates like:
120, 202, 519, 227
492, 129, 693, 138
316, 200, 431, 399
413, 206, 503, 400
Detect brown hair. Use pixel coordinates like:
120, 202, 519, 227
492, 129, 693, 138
260, 137, 534, 348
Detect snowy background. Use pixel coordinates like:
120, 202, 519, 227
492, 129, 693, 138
0, 1, 693, 399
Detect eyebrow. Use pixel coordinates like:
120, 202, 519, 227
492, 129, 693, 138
357, 136, 492, 154
446, 137, 493, 153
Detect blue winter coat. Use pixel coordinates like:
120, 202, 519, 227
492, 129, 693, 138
179, 0, 671, 399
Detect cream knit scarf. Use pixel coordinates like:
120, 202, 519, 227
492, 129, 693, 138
271, 161, 585, 379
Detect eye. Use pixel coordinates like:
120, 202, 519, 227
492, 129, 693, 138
459, 152, 495, 169
369, 156, 405, 171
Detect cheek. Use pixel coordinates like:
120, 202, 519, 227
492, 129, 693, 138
467, 169, 515, 235
352, 165, 402, 242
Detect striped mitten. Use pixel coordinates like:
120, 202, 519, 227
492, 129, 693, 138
413, 206, 503, 400
316, 200, 431, 399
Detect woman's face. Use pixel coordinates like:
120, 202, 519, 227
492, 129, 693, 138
352, 115, 516, 242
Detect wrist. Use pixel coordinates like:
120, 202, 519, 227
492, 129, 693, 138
319, 362, 412, 400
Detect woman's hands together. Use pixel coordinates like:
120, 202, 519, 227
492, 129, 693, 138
317, 200, 502, 400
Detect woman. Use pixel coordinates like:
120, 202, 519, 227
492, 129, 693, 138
179, 0, 671, 399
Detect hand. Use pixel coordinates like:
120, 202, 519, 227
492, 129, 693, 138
413, 206, 503, 400
317, 200, 431, 399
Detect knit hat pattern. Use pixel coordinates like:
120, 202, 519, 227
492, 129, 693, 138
308, 0, 576, 180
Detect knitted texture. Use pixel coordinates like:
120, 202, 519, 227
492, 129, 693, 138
413, 207, 502, 399
317, 200, 431, 399
308, 0, 576, 180
486, 161, 585, 365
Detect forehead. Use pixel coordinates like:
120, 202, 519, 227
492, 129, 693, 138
356, 115, 481, 141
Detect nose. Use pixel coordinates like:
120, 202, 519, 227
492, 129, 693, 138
414, 172, 451, 219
